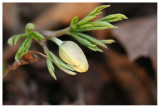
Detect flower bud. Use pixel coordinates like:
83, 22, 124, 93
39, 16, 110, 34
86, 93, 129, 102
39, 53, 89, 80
59, 41, 88, 72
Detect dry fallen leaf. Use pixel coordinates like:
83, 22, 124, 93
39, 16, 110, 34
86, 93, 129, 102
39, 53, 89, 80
104, 50, 157, 105
113, 16, 157, 73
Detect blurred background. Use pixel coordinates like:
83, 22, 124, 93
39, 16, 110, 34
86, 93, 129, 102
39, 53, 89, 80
3, 3, 157, 105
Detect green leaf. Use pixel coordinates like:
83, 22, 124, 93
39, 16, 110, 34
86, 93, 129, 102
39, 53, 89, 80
31, 32, 45, 40
69, 32, 95, 47
47, 51, 60, 66
78, 21, 115, 28
69, 32, 103, 52
47, 50, 76, 75
26, 23, 35, 35
88, 45, 103, 52
70, 16, 79, 29
77, 25, 117, 32
77, 5, 110, 25
47, 58, 57, 80
26, 23, 35, 30
56, 57, 74, 71
59, 67, 77, 75
8, 34, 27, 46
74, 22, 117, 32
101, 39, 115, 44
76, 33, 107, 48
99, 14, 128, 22
15, 36, 32, 62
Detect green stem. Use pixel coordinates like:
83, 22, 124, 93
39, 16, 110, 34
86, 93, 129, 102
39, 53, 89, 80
49, 37, 63, 46
42, 27, 70, 37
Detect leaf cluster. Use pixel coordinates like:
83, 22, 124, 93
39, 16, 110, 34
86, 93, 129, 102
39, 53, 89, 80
8, 23, 45, 62
68, 5, 127, 52
69, 5, 127, 32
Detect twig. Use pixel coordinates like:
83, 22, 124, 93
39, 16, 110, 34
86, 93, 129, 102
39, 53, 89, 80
3, 62, 16, 79
3, 51, 46, 79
